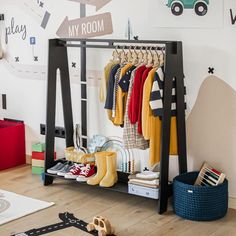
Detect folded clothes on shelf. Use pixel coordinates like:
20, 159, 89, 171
128, 181, 159, 189
128, 170, 160, 189
136, 171, 159, 179
128, 173, 159, 181
129, 178, 159, 186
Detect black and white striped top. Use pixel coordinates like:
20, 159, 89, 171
149, 67, 187, 117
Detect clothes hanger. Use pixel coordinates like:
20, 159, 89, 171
120, 46, 128, 64
137, 46, 144, 65
112, 46, 120, 62
142, 46, 149, 65
131, 46, 139, 65
127, 45, 133, 63
146, 46, 154, 67
160, 46, 165, 66
153, 46, 161, 68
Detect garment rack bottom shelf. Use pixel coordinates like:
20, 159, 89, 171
44, 173, 173, 200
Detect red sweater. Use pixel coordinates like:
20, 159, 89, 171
128, 65, 147, 124
137, 67, 153, 134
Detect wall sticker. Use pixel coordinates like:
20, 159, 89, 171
56, 13, 113, 38
56, 0, 113, 38
5, 17, 27, 44
167, 0, 209, 17
0, 0, 110, 82
68, 0, 111, 11
149, 0, 223, 28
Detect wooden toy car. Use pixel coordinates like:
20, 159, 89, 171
87, 216, 115, 236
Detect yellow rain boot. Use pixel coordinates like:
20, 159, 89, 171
100, 152, 118, 188
87, 152, 107, 185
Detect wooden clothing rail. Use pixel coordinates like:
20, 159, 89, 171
43, 36, 187, 215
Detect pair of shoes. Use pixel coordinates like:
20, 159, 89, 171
64, 164, 86, 179
47, 162, 65, 174
87, 152, 118, 188
64, 163, 95, 181
47, 162, 73, 175
76, 164, 96, 182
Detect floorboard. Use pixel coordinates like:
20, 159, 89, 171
0, 165, 235, 236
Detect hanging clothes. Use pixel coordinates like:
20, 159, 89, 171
101, 46, 185, 167
141, 68, 157, 140
142, 67, 178, 166
113, 65, 136, 118
113, 63, 133, 126
128, 65, 147, 124
104, 64, 120, 123
123, 68, 149, 150
112, 67, 122, 118
137, 66, 154, 135
99, 61, 117, 103
118, 65, 136, 92
149, 67, 187, 116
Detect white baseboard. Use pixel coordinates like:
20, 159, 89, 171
229, 197, 236, 209
26, 155, 32, 165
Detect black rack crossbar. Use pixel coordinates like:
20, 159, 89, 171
59, 38, 177, 44
57, 38, 178, 54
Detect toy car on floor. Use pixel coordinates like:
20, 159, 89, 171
87, 216, 115, 236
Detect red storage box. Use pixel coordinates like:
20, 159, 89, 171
0, 120, 26, 170
32, 151, 56, 160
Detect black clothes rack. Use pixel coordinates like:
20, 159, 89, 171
44, 36, 187, 214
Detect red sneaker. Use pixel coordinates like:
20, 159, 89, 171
76, 164, 95, 182
64, 164, 85, 179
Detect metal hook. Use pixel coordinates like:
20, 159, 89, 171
115, 45, 119, 54
122, 45, 126, 53
128, 45, 132, 54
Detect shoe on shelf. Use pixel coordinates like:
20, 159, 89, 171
47, 162, 65, 175
76, 164, 96, 182
87, 152, 107, 186
57, 162, 74, 177
64, 164, 86, 179
99, 152, 118, 188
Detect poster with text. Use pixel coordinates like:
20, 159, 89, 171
149, 0, 224, 28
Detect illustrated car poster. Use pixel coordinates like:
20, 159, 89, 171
149, 0, 224, 28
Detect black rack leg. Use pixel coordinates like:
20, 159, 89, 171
60, 51, 74, 148
158, 78, 173, 213
176, 42, 187, 174
158, 43, 176, 214
80, 4, 88, 148
44, 39, 74, 186
44, 39, 59, 186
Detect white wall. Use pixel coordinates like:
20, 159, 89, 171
0, 0, 236, 196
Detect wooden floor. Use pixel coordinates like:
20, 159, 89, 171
0, 165, 236, 236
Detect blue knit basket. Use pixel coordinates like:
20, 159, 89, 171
173, 171, 228, 221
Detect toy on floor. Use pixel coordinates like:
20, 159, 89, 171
13, 212, 98, 236
87, 216, 115, 236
